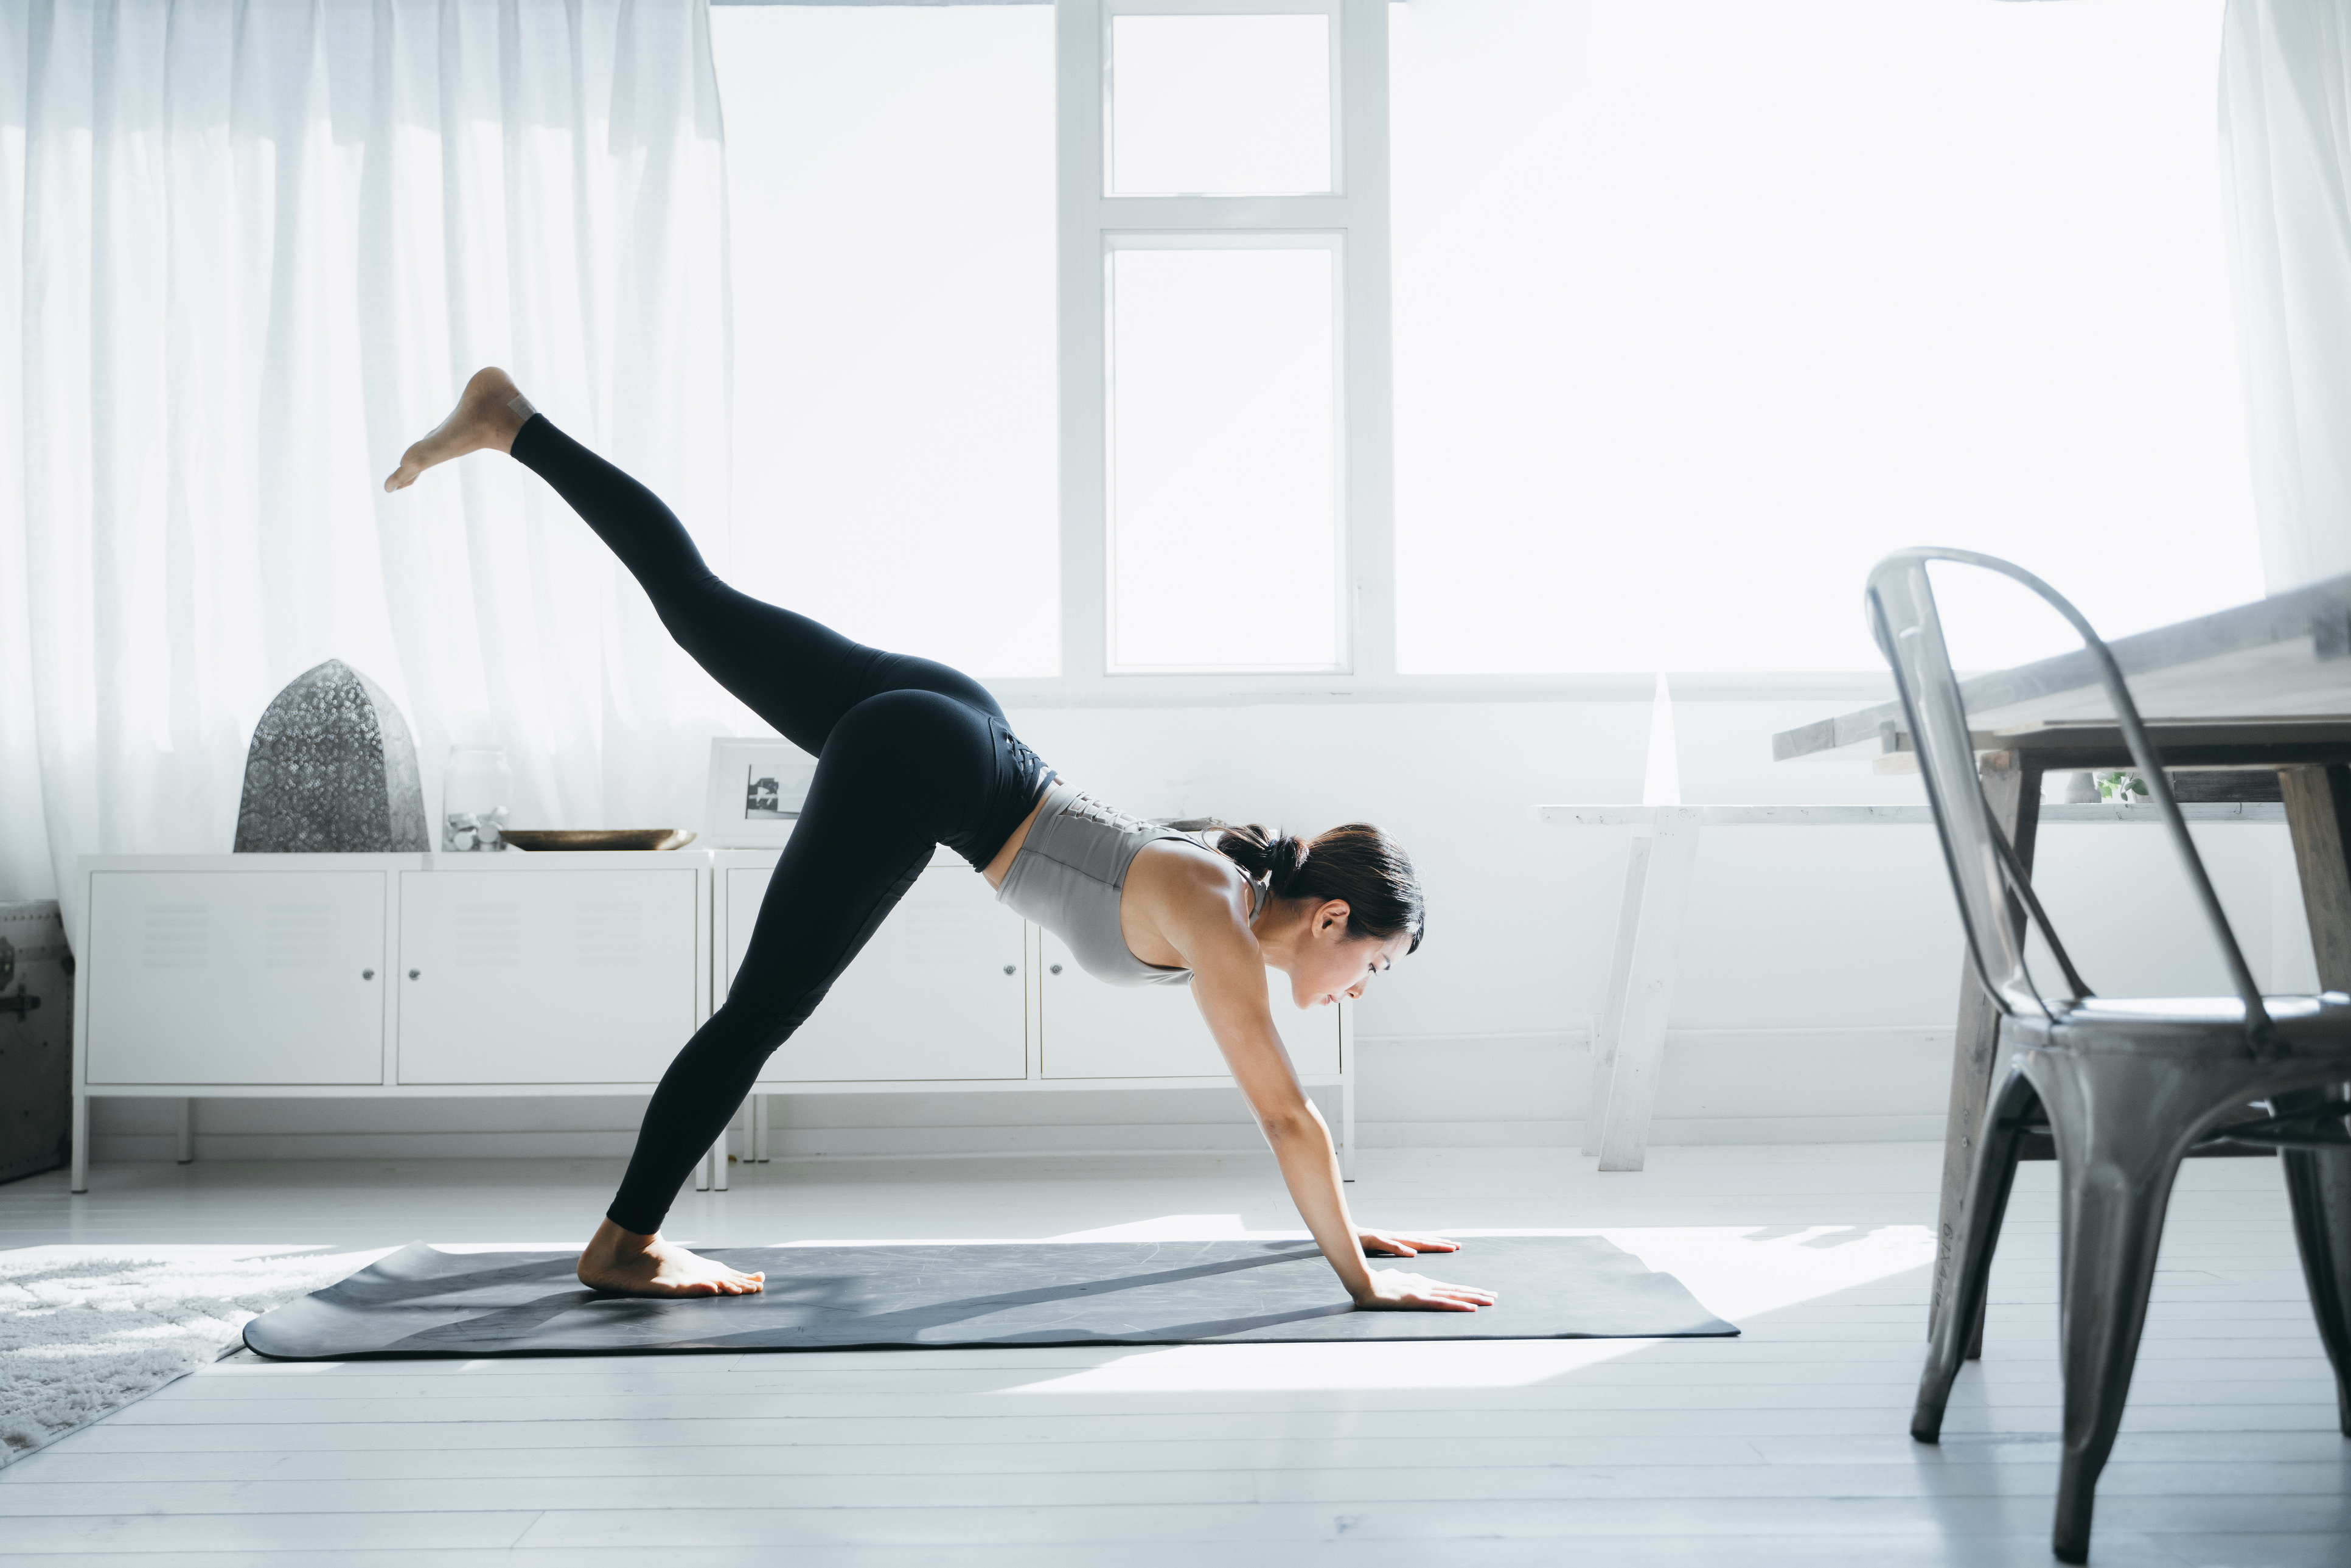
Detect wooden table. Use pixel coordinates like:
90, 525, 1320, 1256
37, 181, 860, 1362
1772, 572, 2351, 1341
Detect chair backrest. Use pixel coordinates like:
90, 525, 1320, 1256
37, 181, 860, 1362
1863, 548, 2273, 1044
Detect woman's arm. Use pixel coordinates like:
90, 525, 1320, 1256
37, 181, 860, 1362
1151, 858, 1493, 1312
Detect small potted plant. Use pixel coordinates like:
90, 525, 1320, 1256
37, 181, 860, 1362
2095, 770, 2150, 804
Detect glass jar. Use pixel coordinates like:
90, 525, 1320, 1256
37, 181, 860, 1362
442, 747, 512, 852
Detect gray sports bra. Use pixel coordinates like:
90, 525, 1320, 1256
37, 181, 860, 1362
994, 780, 1269, 987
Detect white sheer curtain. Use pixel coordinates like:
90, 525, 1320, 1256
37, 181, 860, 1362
2221, 0, 2351, 593
0, 0, 735, 931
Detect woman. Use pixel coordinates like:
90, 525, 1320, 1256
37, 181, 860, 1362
385, 369, 1494, 1314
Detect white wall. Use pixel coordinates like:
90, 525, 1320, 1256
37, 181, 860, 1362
86, 695, 2318, 1163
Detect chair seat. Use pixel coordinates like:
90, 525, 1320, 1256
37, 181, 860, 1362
2015, 991, 2351, 1055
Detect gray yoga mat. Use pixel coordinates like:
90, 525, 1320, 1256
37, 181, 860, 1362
243, 1235, 1735, 1358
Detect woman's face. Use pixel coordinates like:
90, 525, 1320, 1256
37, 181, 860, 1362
1281, 899, 1411, 1009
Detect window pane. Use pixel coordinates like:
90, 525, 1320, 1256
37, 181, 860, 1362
714, 5, 1057, 678
1110, 13, 1332, 196
1391, 0, 2257, 674
1109, 247, 1342, 671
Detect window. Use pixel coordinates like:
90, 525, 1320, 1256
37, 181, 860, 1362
714, 4, 1059, 678
1057, 0, 1393, 684
1109, 10, 1336, 196
1108, 239, 1345, 669
1390, 0, 2259, 675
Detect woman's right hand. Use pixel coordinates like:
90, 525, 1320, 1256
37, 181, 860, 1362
1352, 1267, 1497, 1312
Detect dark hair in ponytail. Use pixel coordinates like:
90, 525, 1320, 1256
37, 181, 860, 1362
1188, 820, 1426, 953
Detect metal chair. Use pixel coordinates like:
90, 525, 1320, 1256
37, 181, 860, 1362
1867, 548, 2351, 1564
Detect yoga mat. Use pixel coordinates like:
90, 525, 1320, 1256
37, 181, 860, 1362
243, 1236, 1735, 1359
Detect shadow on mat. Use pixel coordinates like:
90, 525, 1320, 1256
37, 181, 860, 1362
371, 1243, 1334, 1354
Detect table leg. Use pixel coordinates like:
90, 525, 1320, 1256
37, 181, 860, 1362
2282, 765, 2351, 986
1930, 751, 2043, 1345
2279, 765, 2351, 1434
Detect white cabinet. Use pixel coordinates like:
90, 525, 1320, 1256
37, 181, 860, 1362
396, 866, 701, 1084
723, 854, 1028, 1082
85, 869, 386, 1085
72, 848, 1350, 1192
1037, 926, 1342, 1079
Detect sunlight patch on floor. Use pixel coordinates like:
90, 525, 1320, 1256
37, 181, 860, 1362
1001, 1223, 1937, 1395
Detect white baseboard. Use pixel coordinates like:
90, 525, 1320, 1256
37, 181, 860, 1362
82, 1024, 1961, 1163
1356, 1120, 1580, 1149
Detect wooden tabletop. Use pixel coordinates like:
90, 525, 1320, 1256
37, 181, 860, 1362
1772, 572, 2351, 764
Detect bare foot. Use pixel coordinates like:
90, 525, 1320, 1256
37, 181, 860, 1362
576, 1217, 766, 1298
381, 366, 535, 492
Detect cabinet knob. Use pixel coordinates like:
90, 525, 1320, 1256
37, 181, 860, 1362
361, 969, 375, 980
1050, 963, 1063, 975
407, 969, 421, 980
1001, 964, 1015, 976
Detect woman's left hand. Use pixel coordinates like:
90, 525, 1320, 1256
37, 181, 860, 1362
1359, 1228, 1461, 1258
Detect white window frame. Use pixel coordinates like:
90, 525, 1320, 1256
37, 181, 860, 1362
1043, 0, 1398, 699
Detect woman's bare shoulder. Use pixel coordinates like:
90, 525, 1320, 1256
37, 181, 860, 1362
1124, 837, 1256, 963
1130, 834, 1250, 902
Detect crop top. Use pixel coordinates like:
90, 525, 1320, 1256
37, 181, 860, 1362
994, 780, 1269, 986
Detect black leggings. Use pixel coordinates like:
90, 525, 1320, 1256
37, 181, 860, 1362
509, 416, 1052, 1235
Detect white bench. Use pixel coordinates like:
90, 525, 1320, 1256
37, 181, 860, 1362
1536, 801, 2288, 1171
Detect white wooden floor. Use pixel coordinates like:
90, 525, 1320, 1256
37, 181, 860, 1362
2, 1143, 2346, 1566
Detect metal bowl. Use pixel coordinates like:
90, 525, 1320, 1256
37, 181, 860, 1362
498, 829, 697, 852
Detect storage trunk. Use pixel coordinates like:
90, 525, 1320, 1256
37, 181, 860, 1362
0, 901, 74, 1185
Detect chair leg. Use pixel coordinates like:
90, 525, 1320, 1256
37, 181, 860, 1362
2043, 1067, 2192, 1567
2279, 1084, 2351, 1438
1914, 1068, 2035, 1442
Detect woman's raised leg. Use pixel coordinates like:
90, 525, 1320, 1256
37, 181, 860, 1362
384, 367, 1003, 752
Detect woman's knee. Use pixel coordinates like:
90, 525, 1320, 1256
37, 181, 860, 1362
700, 983, 826, 1063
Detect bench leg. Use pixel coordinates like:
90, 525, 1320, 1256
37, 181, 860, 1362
1341, 1071, 1356, 1183
1586, 828, 1654, 1157
1598, 807, 1702, 1173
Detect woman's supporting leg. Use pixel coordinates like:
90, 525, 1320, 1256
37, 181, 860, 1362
582, 689, 1009, 1287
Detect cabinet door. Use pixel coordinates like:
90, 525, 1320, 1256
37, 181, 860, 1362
1039, 928, 1341, 1079
86, 870, 386, 1085
397, 868, 698, 1084
728, 859, 1026, 1082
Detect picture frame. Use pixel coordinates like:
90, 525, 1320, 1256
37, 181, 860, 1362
702, 737, 819, 848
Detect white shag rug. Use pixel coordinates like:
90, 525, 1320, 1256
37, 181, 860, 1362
0, 1245, 389, 1466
